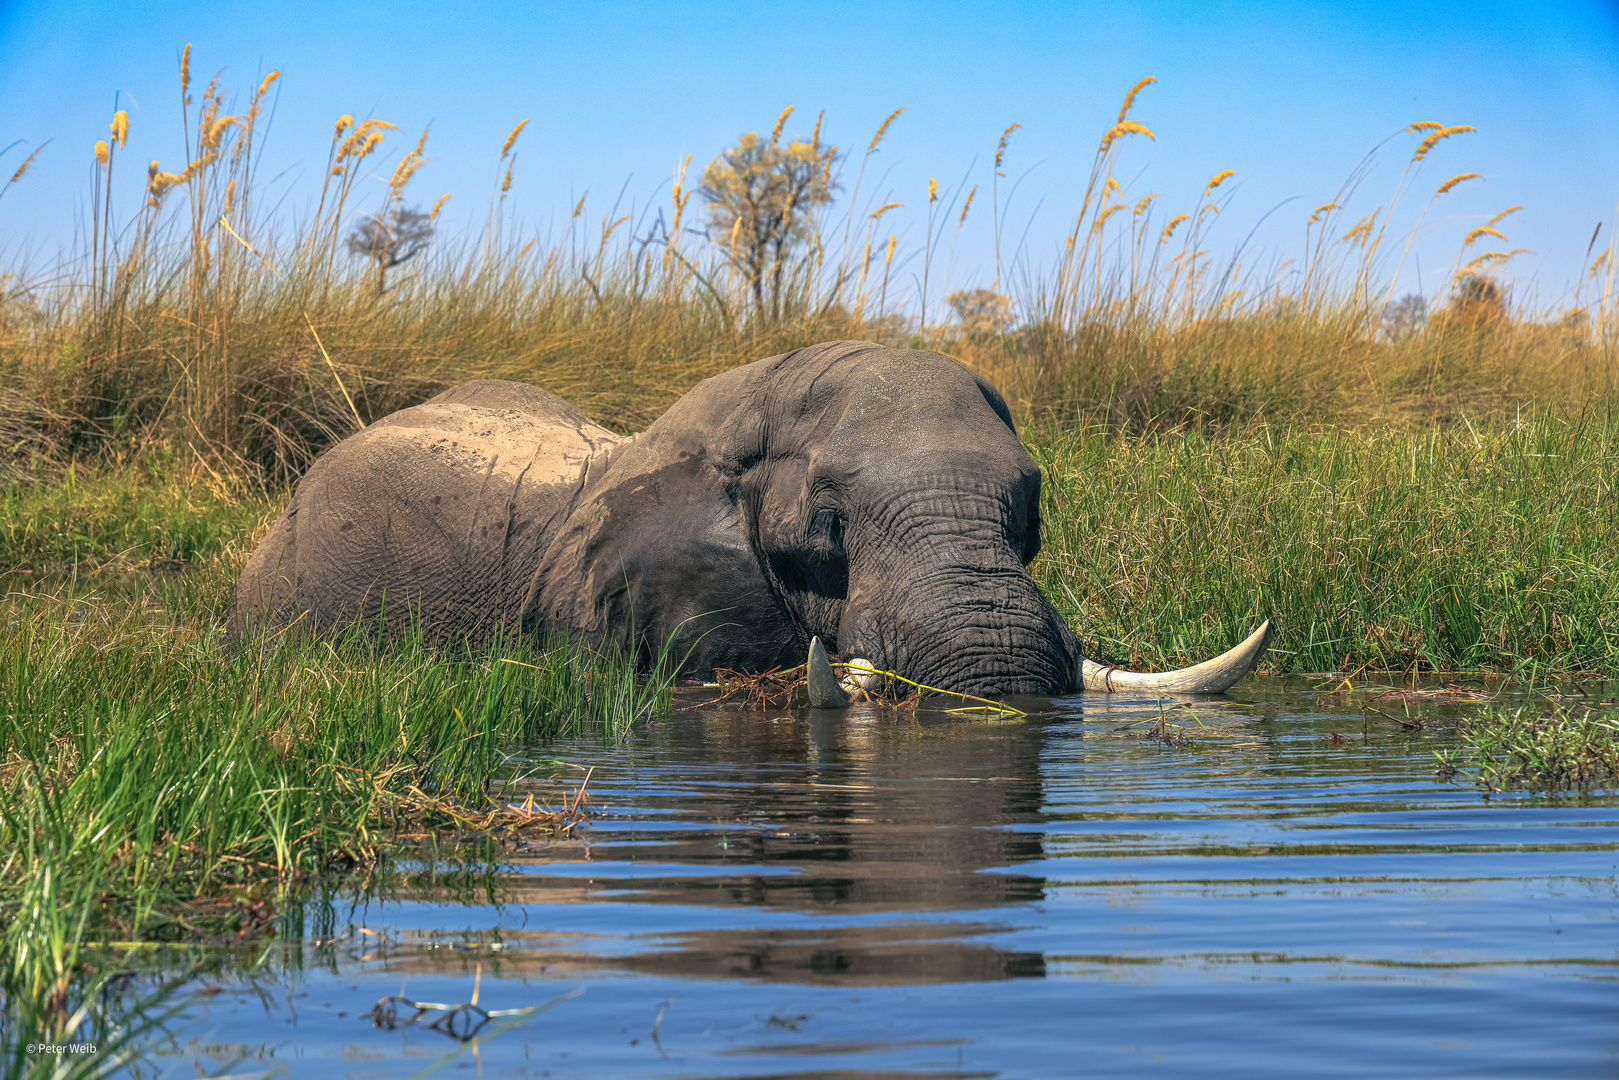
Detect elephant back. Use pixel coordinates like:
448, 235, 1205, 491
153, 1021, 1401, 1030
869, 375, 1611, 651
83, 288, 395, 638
231, 379, 626, 646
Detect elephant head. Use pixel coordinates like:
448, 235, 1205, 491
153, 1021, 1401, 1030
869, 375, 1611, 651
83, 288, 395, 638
524, 340, 1270, 698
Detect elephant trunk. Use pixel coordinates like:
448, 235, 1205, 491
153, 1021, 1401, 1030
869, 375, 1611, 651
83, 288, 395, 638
839, 543, 1077, 698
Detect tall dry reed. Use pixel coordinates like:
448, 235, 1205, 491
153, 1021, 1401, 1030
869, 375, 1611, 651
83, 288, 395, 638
1, 56, 1614, 487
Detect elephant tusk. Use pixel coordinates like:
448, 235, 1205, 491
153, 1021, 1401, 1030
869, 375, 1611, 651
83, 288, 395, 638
840, 657, 882, 694
1079, 620, 1274, 694
806, 636, 851, 708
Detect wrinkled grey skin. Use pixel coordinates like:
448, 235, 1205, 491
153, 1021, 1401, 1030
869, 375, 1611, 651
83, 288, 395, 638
231, 340, 1080, 695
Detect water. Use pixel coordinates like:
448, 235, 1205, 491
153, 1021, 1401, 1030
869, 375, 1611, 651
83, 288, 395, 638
137, 679, 1619, 1077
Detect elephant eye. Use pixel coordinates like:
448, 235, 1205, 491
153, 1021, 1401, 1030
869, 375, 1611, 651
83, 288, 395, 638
811, 508, 845, 551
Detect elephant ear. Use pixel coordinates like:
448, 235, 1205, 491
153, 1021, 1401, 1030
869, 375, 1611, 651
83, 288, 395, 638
966, 371, 1043, 564
525, 433, 800, 677
971, 373, 1019, 434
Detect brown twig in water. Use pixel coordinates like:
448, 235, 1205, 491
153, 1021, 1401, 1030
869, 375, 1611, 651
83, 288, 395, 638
368, 971, 583, 1043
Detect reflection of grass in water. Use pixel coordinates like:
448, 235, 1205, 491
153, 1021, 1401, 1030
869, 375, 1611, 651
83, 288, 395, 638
0, 559, 671, 1068
1438, 704, 1619, 793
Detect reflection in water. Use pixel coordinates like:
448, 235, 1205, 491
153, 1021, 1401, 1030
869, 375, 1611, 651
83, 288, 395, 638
132, 681, 1619, 1078
382, 703, 1056, 988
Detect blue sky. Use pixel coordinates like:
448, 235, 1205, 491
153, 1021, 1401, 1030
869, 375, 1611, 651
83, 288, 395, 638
3, 0, 1617, 314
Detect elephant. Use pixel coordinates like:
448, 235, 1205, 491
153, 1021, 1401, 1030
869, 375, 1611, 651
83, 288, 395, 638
230, 340, 1271, 702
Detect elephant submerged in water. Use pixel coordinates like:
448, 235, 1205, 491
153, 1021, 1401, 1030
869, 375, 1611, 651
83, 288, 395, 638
230, 340, 1271, 702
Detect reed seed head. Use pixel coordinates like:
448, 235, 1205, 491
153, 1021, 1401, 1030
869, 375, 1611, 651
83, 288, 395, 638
1340, 211, 1378, 246
1134, 192, 1157, 215
94, 140, 109, 165
870, 201, 902, 220
501, 119, 528, 158
1487, 205, 1522, 227
1308, 202, 1338, 225
573, 193, 587, 218
389, 150, 427, 193
1464, 226, 1506, 248
995, 122, 1021, 172
203, 116, 237, 152
1205, 169, 1235, 194
1412, 125, 1474, 162
1116, 76, 1156, 124
1100, 120, 1155, 153
869, 108, 904, 153
811, 109, 823, 149
110, 110, 129, 148
337, 118, 395, 159
257, 70, 281, 97
335, 114, 353, 138
1105, 175, 1121, 196
672, 151, 691, 199
223, 178, 235, 215
1092, 202, 1126, 232
500, 161, 514, 194
1591, 251, 1610, 278
414, 124, 431, 156
928, 177, 938, 203
8, 144, 45, 185
179, 152, 216, 182
1160, 213, 1189, 242
1460, 248, 1529, 275
147, 169, 184, 202
885, 233, 896, 266
770, 106, 793, 148
1437, 172, 1480, 195
180, 43, 192, 96
430, 193, 451, 220
959, 184, 977, 224
1407, 120, 1442, 133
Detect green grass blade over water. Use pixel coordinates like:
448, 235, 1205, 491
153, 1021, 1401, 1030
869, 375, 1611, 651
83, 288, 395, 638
0, 582, 671, 1067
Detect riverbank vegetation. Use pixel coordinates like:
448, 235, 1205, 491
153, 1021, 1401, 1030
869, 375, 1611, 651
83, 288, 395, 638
0, 551, 673, 1071
1438, 704, 1619, 793
3, 50, 1617, 1071
3, 58, 1614, 485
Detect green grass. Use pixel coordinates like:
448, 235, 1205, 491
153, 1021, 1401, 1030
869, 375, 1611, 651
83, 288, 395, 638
1436, 704, 1619, 793
0, 458, 275, 579
0, 555, 677, 1071
1032, 409, 1619, 679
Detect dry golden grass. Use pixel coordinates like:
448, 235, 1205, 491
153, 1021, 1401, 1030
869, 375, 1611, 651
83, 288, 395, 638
1437, 172, 1480, 195
0, 60, 1614, 488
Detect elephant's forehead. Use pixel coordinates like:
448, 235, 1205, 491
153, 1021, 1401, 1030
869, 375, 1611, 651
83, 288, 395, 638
820, 365, 1019, 456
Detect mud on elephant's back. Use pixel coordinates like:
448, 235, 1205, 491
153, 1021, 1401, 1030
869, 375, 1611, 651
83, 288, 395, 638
229, 379, 626, 644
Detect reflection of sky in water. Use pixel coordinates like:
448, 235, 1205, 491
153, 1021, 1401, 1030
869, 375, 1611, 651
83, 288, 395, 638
133, 678, 1619, 1078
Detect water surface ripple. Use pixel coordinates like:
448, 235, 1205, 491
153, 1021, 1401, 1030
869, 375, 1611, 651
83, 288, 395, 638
157, 679, 1619, 1078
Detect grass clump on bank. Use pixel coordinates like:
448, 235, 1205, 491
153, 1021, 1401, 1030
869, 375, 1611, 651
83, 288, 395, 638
0, 579, 674, 1069
1437, 705, 1619, 793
